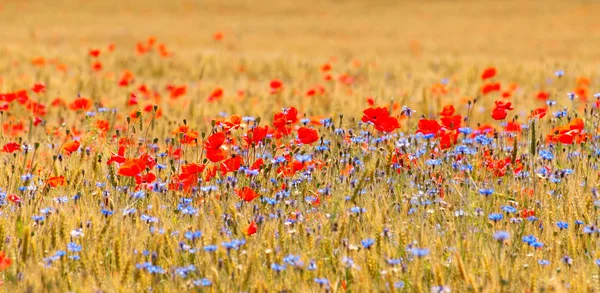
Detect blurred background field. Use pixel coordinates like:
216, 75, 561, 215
1, 0, 599, 121
1, 0, 600, 61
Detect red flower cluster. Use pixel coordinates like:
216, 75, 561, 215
491, 101, 513, 120
361, 107, 399, 133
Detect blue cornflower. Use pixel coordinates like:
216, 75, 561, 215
583, 226, 595, 234
175, 265, 196, 278
538, 260, 550, 266
538, 150, 554, 160
184, 231, 202, 241
32, 215, 46, 222
493, 231, 510, 242
501, 206, 517, 214
67, 242, 82, 252
361, 238, 375, 249
147, 265, 165, 274
100, 209, 113, 216
221, 239, 246, 250
410, 248, 430, 257
204, 245, 217, 252
522, 235, 537, 245
478, 188, 494, 196
271, 263, 286, 272
283, 254, 303, 267
314, 278, 330, 286
194, 278, 212, 287
488, 213, 503, 222
556, 221, 568, 230
350, 206, 366, 214
458, 127, 472, 135
132, 191, 145, 199
426, 159, 442, 166
531, 242, 544, 248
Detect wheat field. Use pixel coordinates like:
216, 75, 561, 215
0, 0, 599, 292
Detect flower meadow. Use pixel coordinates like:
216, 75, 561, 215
1, 1, 600, 292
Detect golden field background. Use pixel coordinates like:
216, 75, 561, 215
0, 0, 599, 121
1, 0, 600, 61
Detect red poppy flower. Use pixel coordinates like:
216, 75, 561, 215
482, 82, 501, 95
31, 83, 46, 94
205, 132, 227, 162
220, 115, 243, 132
250, 158, 264, 172
505, 122, 522, 133
220, 156, 243, 174
182, 163, 205, 175
135, 172, 156, 185
107, 147, 126, 165
374, 116, 400, 133
47, 176, 66, 187
491, 101, 513, 120
441, 115, 461, 130
536, 91, 549, 100
169, 85, 187, 99
491, 109, 507, 120
530, 107, 547, 119
138, 153, 156, 170
69, 97, 93, 111
119, 70, 135, 87
521, 209, 535, 218
361, 107, 389, 124
8, 194, 22, 204
246, 220, 257, 235
0, 251, 12, 271
16, 90, 29, 104
546, 118, 585, 145
481, 67, 497, 80
213, 32, 224, 41
439, 130, 458, 150
297, 127, 319, 145
118, 158, 145, 177
169, 163, 204, 192
440, 105, 455, 117
33, 116, 43, 126
273, 107, 298, 127
27, 101, 47, 116
366, 97, 375, 106
89, 49, 101, 58
92, 61, 103, 72
208, 88, 223, 102
2, 142, 20, 153
244, 125, 269, 146
63, 140, 80, 155
416, 119, 441, 136
237, 187, 259, 202
270, 79, 283, 94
